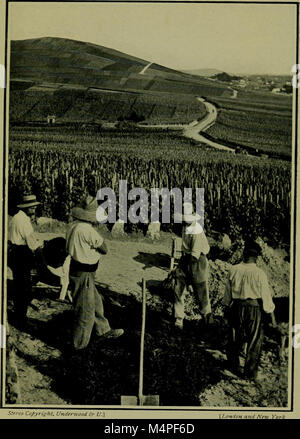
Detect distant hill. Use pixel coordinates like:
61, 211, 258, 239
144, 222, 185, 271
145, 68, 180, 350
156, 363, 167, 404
10, 37, 230, 96
212, 72, 243, 82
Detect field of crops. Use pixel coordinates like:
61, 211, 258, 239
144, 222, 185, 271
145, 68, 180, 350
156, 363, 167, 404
206, 95, 292, 157
9, 88, 207, 125
9, 125, 291, 246
210, 94, 292, 113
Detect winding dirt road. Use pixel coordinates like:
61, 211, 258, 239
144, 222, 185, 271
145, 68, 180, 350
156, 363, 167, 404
138, 97, 236, 153
183, 99, 235, 152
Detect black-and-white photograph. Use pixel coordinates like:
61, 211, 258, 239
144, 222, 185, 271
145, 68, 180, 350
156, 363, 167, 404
0, 0, 298, 413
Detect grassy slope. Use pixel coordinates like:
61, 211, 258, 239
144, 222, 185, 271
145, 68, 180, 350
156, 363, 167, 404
10, 37, 229, 94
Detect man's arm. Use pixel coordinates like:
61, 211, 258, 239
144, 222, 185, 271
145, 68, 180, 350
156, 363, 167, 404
222, 277, 232, 307
269, 312, 277, 327
96, 241, 108, 255
191, 231, 210, 259
25, 232, 44, 251
260, 270, 275, 314
18, 215, 42, 251
200, 230, 210, 255
88, 227, 108, 255
222, 277, 233, 323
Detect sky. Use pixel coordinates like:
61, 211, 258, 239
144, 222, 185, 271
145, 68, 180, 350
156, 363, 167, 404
8, 2, 297, 75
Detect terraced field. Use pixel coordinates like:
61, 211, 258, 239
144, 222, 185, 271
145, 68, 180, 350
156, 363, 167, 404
205, 95, 292, 157
10, 88, 207, 124
10, 37, 230, 98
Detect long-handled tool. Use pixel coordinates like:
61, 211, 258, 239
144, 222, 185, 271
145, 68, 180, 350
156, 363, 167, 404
121, 279, 159, 406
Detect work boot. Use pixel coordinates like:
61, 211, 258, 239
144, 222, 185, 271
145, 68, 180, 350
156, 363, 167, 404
244, 370, 263, 384
101, 329, 124, 339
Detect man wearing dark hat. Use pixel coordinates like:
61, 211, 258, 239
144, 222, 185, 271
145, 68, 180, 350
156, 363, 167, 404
9, 194, 44, 328
222, 239, 276, 381
66, 197, 124, 350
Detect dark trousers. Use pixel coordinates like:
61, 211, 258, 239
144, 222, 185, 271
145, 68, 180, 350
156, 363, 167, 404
9, 245, 34, 326
226, 299, 263, 379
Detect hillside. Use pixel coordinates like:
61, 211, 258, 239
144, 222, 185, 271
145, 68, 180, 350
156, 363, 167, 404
9, 37, 234, 125
10, 37, 230, 96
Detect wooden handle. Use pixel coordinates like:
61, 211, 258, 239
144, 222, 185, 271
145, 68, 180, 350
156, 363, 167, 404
138, 278, 146, 406
171, 237, 176, 257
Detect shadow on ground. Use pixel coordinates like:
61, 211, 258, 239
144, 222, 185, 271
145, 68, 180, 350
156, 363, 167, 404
7, 280, 227, 406
133, 252, 170, 271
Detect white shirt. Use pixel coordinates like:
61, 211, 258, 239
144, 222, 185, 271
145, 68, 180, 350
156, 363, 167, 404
9, 210, 41, 251
66, 222, 104, 265
182, 222, 210, 259
223, 262, 275, 314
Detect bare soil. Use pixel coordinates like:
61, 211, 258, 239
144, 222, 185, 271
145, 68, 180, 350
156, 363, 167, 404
6, 224, 290, 407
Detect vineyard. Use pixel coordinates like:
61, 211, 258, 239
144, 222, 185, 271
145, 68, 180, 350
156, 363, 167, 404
9, 125, 291, 247
205, 96, 292, 157
7, 35, 293, 409
9, 88, 207, 125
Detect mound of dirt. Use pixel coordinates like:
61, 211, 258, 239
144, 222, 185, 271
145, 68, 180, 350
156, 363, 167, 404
198, 348, 289, 407
172, 237, 290, 321
256, 238, 290, 298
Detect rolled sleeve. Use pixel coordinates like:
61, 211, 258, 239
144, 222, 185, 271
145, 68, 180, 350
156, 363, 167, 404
21, 218, 35, 248
23, 218, 43, 251
87, 227, 104, 250
200, 231, 210, 255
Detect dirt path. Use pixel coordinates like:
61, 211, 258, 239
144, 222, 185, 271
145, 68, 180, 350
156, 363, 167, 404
182, 100, 235, 152
139, 62, 153, 75
138, 98, 236, 152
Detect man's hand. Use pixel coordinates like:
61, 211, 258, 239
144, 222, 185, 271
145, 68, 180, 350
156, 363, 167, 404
96, 241, 108, 255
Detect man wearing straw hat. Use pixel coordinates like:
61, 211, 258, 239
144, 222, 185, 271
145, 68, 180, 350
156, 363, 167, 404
9, 194, 44, 328
174, 202, 212, 330
66, 196, 124, 351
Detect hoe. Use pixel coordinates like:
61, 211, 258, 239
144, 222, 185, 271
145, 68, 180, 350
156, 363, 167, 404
121, 279, 159, 406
